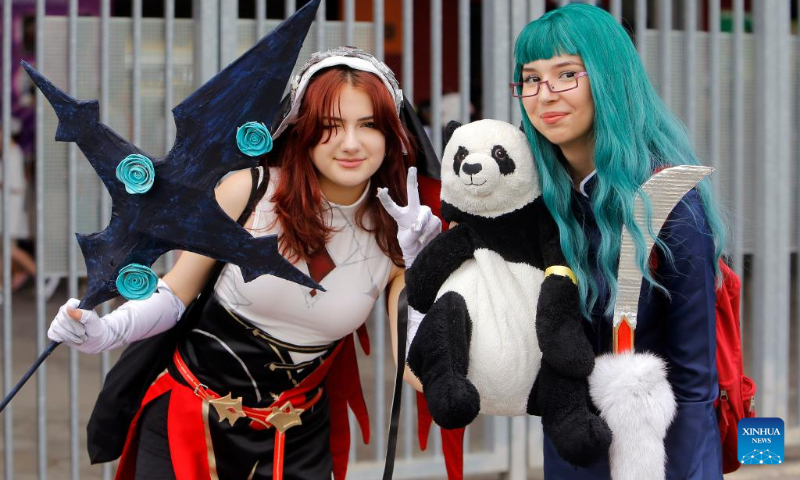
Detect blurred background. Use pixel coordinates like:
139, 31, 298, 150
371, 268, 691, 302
0, 0, 797, 478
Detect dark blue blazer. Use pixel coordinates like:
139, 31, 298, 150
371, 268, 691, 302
543, 175, 723, 480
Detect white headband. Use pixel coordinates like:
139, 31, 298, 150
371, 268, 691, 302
272, 47, 408, 153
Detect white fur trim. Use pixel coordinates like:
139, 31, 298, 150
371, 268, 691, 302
589, 352, 677, 480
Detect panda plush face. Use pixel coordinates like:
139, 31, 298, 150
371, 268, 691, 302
441, 119, 540, 219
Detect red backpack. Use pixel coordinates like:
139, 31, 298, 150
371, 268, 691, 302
714, 260, 756, 473
647, 166, 756, 473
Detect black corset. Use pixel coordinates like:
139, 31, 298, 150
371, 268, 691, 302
171, 295, 337, 407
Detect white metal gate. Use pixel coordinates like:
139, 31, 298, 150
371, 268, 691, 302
0, 0, 798, 479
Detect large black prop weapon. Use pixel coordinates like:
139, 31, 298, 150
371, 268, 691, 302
0, 0, 322, 413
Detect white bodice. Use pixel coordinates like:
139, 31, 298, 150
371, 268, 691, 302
215, 168, 394, 359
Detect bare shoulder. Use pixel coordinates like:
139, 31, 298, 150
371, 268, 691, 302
215, 169, 255, 220
389, 263, 405, 283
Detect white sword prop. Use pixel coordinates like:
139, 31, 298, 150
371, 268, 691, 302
588, 165, 713, 480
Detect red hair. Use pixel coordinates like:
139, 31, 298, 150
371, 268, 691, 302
267, 66, 415, 266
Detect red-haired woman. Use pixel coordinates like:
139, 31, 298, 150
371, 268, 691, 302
47, 48, 438, 479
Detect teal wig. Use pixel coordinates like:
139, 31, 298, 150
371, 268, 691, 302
513, 3, 726, 317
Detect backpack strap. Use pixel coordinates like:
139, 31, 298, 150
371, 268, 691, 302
198, 167, 269, 297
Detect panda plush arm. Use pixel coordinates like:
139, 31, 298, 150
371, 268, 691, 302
532, 198, 595, 378
405, 225, 476, 313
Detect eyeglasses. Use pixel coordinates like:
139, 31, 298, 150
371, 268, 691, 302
509, 71, 589, 98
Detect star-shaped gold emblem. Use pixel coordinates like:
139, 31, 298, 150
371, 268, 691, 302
267, 402, 304, 433
209, 393, 246, 426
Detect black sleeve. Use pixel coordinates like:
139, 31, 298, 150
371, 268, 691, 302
647, 191, 719, 478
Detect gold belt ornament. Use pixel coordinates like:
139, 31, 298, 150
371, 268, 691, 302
208, 393, 247, 426
266, 402, 305, 433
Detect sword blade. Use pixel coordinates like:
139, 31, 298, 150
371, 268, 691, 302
613, 165, 714, 331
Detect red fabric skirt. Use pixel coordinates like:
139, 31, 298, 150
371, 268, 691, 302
114, 331, 372, 480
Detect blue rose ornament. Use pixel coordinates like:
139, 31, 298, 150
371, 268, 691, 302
115, 263, 158, 300
236, 122, 273, 157
116, 154, 155, 194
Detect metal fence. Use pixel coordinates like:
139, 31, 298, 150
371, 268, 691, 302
0, 0, 798, 478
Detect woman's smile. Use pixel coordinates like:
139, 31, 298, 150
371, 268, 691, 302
541, 112, 570, 125
521, 54, 594, 149
334, 157, 366, 168
310, 84, 386, 204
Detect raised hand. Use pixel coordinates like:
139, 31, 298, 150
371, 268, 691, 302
377, 167, 441, 267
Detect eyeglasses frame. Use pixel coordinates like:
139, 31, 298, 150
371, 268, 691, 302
509, 71, 590, 98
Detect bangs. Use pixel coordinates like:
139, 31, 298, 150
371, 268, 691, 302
297, 67, 400, 145
349, 71, 400, 132
514, 20, 579, 67
290, 66, 410, 164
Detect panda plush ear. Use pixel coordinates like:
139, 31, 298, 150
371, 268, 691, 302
443, 120, 462, 152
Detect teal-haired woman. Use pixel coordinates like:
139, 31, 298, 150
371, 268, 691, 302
513, 4, 725, 479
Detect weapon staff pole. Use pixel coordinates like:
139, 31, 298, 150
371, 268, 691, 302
0, 341, 60, 413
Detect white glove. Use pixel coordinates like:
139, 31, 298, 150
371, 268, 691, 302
47, 279, 186, 354
377, 167, 442, 267
405, 306, 425, 361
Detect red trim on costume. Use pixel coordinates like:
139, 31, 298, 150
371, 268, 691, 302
171, 349, 326, 478
273, 431, 286, 480
116, 338, 354, 480
355, 324, 370, 355
168, 381, 212, 479
442, 428, 465, 480
114, 373, 211, 480
416, 392, 432, 450
414, 392, 464, 480
274, 341, 344, 406
114, 373, 175, 480
308, 248, 336, 298
326, 332, 371, 480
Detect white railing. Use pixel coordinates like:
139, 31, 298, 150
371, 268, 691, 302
0, 1, 797, 478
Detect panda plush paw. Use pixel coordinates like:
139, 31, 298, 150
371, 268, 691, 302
546, 409, 612, 467
424, 374, 481, 430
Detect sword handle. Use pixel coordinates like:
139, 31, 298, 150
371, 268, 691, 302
613, 316, 635, 354
0, 341, 61, 413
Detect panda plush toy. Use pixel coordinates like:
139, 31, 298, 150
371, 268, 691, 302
406, 119, 611, 465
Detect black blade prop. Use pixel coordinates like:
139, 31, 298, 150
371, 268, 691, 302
1, 0, 322, 413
